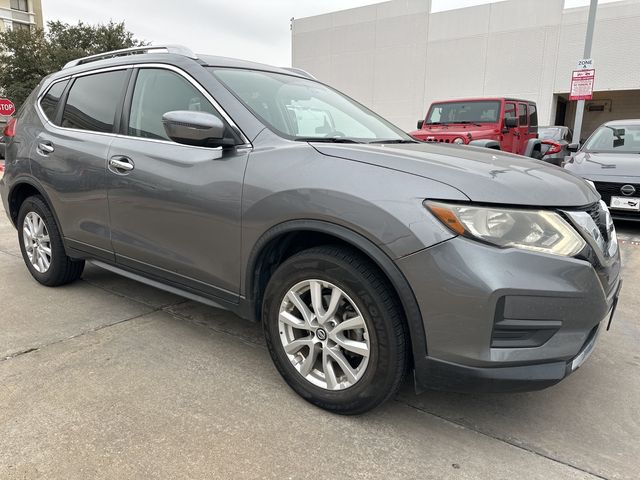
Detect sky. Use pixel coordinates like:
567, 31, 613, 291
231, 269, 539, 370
42, 0, 623, 66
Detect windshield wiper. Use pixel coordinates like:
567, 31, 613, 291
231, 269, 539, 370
368, 139, 418, 144
296, 137, 362, 144
425, 122, 448, 125
456, 121, 483, 127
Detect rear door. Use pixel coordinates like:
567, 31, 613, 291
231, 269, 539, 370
502, 101, 518, 153
516, 102, 529, 155
32, 68, 130, 260
106, 66, 249, 300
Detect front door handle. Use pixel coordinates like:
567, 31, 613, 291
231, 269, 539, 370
108, 156, 135, 174
37, 141, 54, 154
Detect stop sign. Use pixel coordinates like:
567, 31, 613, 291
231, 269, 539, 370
0, 98, 15, 116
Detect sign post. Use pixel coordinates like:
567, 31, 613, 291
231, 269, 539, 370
0, 98, 15, 117
571, 0, 598, 145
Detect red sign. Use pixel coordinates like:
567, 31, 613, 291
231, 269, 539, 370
0, 98, 15, 116
569, 69, 595, 101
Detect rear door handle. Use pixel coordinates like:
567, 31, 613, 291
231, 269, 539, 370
37, 141, 54, 154
108, 156, 135, 174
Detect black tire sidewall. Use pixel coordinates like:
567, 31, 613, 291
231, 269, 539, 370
263, 249, 405, 413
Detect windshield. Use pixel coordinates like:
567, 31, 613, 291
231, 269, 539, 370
210, 68, 412, 143
426, 101, 500, 124
583, 125, 640, 153
538, 127, 564, 141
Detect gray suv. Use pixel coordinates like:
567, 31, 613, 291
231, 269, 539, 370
0, 46, 622, 414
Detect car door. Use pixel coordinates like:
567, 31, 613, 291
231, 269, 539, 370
32, 68, 131, 260
106, 66, 249, 300
502, 102, 518, 153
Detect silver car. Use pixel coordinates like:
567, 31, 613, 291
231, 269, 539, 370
0, 46, 622, 414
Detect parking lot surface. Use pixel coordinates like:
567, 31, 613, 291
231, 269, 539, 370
1, 212, 639, 479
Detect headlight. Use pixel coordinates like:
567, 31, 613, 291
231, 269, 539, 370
426, 201, 586, 257
452, 137, 465, 145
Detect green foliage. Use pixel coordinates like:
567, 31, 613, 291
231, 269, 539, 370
0, 21, 145, 109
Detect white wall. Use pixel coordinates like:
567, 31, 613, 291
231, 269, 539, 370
292, 0, 640, 133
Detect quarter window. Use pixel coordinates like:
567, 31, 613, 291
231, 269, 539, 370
128, 68, 221, 141
528, 104, 538, 128
518, 103, 528, 126
40, 80, 69, 125
61, 70, 128, 133
10, 0, 28, 12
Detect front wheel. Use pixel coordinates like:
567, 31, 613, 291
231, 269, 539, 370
263, 246, 408, 415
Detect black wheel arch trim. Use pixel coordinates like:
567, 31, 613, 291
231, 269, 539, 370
246, 219, 428, 360
7, 176, 64, 235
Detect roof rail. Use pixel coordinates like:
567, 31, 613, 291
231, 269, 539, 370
62, 44, 198, 69
282, 67, 316, 80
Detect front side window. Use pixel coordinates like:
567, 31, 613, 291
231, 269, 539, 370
10, 0, 28, 12
128, 68, 222, 141
504, 102, 516, 123
426, 101, 501, 125
583, 125, 640, 153
61, 70, 128, 133
40, 79, 69, 125
210, 68, 410, 143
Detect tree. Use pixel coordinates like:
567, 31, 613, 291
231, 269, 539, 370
0, 21, 145, 109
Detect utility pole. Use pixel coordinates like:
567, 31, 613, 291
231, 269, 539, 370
572, 0, 598, 144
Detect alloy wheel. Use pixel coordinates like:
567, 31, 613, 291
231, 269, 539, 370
23, 211, 52, 273
278, 279, 370, 390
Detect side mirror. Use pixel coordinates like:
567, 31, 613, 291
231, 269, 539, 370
417, 120, 424, 130
162, 111, 228, 147
504, 117, 518, 129
567, 142, 580, 153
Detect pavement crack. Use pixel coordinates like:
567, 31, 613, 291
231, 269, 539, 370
0, 310, 160, 364
399, 400, 609, 480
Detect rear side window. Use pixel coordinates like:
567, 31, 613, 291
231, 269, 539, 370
61, 70, 128, 133
528, 104, 538, 128
40, 80, 69, 125
128, 68, 221, 141
517, 103, 528, 126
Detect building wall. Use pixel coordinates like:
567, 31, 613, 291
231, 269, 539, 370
0, 0, 43, 33
292, 0, 640, 133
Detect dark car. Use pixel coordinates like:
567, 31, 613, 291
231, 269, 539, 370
564, 120, 640, 221
0, 135, 5, 160
0, 45, 621, 414
538, 125, 572, 165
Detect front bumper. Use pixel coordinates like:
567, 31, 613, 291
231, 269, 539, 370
397, 235, 621, 393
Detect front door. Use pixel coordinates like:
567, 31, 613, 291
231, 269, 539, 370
106, 67, 248, 300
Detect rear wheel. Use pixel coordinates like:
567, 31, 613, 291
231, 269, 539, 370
263, 245, 408, 414
17, 196, 84, 286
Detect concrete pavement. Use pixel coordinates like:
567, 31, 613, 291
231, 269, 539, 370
1, 212, 639, 479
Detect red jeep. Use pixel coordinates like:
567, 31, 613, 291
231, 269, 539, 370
410, 98, 543, 158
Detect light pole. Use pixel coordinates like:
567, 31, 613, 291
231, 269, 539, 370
572, 0, 598, 145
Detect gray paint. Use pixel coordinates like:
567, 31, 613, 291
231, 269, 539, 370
0, 50, 622, 392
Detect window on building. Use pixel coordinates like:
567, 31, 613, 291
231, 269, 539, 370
40, 80, 69, 124
518, 103, 528, 126
12, 22, 31, 32
61, 70, 128, 133
10, 0, 29, 12
128, 68, 221, 141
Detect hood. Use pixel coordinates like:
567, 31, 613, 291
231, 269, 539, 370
410, 123, 499, 140
564, 151, 640, 180
312, 142, 599, 207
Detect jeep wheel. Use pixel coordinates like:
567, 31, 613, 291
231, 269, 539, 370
263, 245, 408, 415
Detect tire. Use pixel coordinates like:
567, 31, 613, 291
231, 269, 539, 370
531, 149, 544, 160
262, 245, 408, 415
17, 195, 84, 286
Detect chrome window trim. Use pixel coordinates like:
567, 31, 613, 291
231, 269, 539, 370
35, 63, 252, 149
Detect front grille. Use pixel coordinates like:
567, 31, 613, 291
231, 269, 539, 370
585, 201, 608, 240
594, 181, 640, 217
